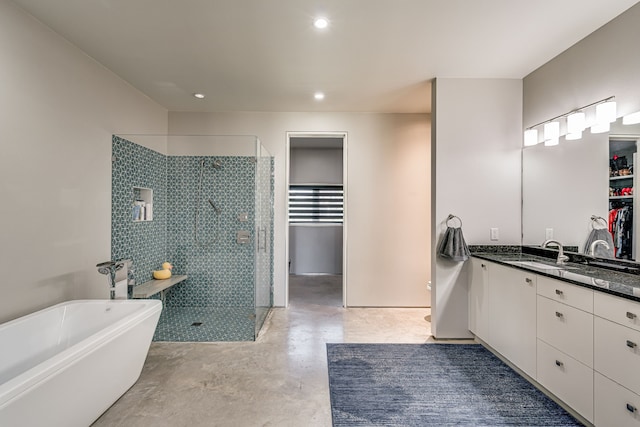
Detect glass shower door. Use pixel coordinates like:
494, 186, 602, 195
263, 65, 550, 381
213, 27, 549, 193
254, 140, 273, 337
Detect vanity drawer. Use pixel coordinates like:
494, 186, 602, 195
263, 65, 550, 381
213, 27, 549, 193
594, 316, 640, 395
536, 339, 593, 423
595, 292, 640, 332
595, 372, 640, 427
536, 275, 593, 313
537, 295, 593, 367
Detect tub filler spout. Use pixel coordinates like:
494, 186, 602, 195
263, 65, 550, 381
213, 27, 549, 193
96, 260, 125, 299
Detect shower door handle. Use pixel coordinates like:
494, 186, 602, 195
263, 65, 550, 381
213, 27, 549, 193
257, 226, 267, 252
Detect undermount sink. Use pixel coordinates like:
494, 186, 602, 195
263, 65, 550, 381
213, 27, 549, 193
506, 261, 566, 270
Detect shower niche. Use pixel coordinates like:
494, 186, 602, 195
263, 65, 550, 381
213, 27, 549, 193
132, 187, 153, 222
111, 134, 273, 342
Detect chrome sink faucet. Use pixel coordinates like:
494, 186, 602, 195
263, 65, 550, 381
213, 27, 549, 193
542, 239, 570, 265
588, 239, 611, 257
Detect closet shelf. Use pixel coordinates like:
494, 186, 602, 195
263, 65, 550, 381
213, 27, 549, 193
610, 175, 634, 181
609, 196, 633, 200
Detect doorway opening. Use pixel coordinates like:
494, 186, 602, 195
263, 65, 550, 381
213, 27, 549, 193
285, 132, 347, 308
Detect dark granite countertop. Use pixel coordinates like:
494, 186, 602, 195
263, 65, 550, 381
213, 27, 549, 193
469, 245, 640, 303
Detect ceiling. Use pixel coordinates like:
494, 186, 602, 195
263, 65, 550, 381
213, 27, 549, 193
11, 0, 640, 113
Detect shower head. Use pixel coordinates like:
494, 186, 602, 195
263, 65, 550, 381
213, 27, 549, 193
212, 159, 222, 169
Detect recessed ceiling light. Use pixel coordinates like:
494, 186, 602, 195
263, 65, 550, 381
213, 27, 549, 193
193, 93, 205, 99
313, 17, 329, 29
314, 92, 325, 101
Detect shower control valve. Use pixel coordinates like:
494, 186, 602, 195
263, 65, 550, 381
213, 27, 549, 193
236, 230, 250, 244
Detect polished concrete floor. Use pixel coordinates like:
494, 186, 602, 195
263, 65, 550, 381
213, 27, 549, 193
93, 276, 433, 427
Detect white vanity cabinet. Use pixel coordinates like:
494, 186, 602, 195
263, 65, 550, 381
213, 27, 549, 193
536, 277, 594, 423
468, 258, 489, 341
468, 258, 640, 425
466, 258, 640, 425
594, 292, 640, 426
486, 262, 537, 379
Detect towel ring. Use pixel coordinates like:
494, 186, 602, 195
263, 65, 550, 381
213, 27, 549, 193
446, 214, 463, 228
590, 215, 607, 230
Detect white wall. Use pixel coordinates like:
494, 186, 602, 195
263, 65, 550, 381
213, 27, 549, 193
0, 0, 168, 323
289, 226, 343, 274
524, 3, 640, 126
432, 78, 522, 338
169, 111, 431, 307
290, 148, 343, 185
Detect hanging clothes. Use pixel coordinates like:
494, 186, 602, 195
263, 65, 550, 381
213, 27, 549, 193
609, 206, 633, 259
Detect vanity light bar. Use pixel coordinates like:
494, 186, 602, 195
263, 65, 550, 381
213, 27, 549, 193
523, 96, 615, 147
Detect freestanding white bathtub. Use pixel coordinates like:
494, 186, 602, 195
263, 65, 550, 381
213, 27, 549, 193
0, 299, 162, 427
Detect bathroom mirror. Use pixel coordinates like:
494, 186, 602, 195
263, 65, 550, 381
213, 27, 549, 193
522, 116, 640, 261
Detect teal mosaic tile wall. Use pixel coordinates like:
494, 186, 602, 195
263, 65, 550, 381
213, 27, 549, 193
166, 156, 256, 309
111, 136, 271, 341
111, 136, 167, 282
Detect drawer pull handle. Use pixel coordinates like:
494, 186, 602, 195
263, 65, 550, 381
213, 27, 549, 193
525, 278, 533, 284
627, 403, 637, 413
555, 360, 564, 367
627, 312, 637, 320
555, 289, 563, 295
555, 311, 564, 318
627, 340, 637, 349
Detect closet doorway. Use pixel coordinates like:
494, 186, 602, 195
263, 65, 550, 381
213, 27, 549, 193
285, 132, 347, 308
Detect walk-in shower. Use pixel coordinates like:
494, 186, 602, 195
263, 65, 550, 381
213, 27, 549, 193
110, 134, 273, 341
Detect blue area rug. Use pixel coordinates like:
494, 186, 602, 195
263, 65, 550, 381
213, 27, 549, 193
327, 344, 583, 426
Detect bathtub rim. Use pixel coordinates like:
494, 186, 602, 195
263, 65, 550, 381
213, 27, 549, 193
0, 299, 161, 408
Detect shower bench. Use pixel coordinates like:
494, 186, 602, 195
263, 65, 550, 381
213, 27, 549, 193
132, 275, 188, 303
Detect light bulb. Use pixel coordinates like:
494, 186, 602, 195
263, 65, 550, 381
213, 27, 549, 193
544, 121, 560, 141
567, 111, 586, 134
596, 101, 616, 124
524, 129, 538, 147
314, 17, 329, 29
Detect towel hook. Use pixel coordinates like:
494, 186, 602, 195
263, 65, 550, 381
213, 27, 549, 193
446, 214, 463, 228
589, 215, 607, 230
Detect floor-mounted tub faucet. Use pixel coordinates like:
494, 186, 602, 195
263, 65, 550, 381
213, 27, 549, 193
542, 239, 570, 265
96, 260, 125, 299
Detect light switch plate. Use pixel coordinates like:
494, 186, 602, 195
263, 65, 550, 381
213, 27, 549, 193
545, 228, 554, 240
490, 228, 499, 241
